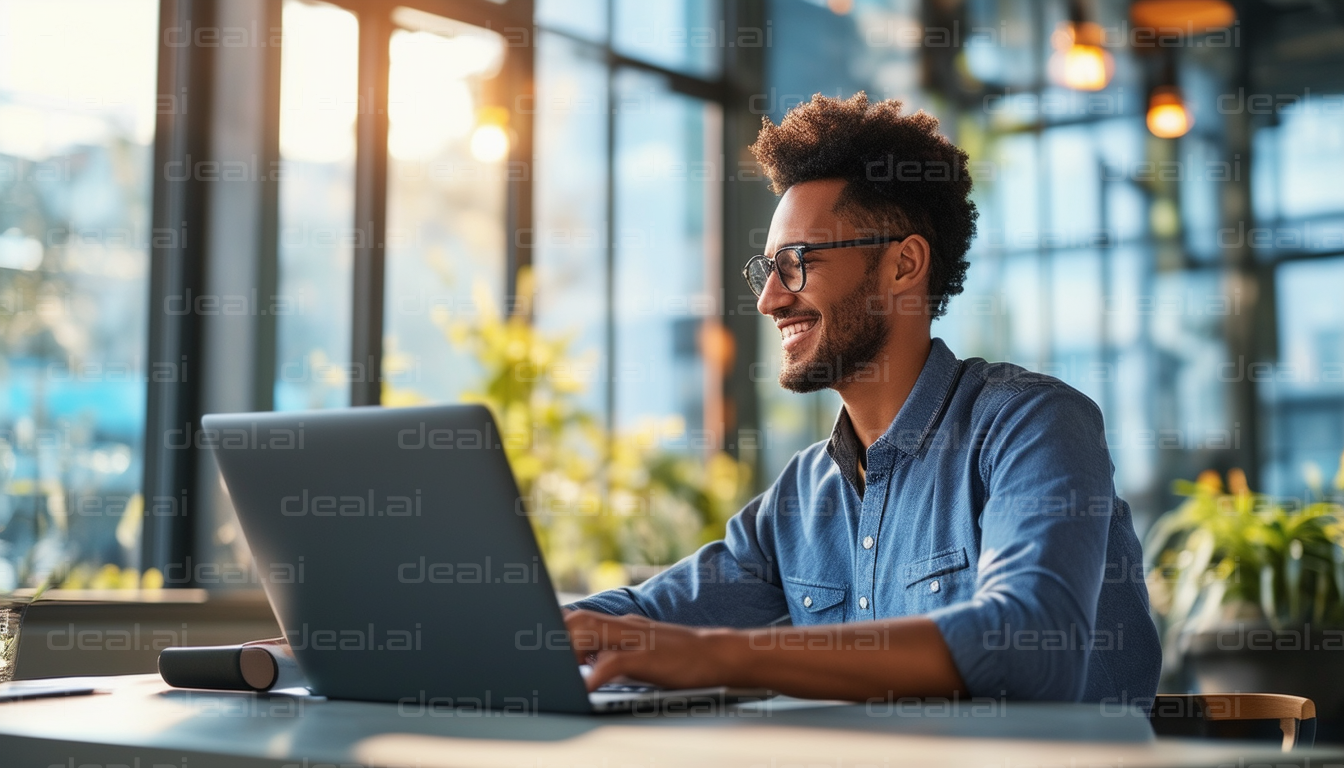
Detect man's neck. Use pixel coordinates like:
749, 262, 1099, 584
835, 332, 932, 449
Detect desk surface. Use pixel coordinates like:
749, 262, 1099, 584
0, 675, 1341, 768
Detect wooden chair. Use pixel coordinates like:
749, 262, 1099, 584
1148, 693, 1317, 750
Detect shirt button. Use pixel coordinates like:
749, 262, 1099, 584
803, 596, 813, 608
930, 580, 941, 593
862, 536, 874, 550
859, 597, 869, 609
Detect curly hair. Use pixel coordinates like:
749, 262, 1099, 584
750, 92, 978, 319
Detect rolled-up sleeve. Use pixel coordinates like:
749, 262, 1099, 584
927, 385, 1115, 701
565, 494, 790, 628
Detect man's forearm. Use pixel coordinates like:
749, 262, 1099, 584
710, 616, 966, 701
564, 587, 646, 618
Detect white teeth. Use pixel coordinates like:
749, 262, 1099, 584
780, 320, 817, 340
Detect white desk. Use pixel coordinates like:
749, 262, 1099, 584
1, 675, 1341, 767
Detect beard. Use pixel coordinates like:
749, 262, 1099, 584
778, 268, 889, 394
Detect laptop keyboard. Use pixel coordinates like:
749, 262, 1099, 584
595, 683, 660, 693
581, 665, 661, 694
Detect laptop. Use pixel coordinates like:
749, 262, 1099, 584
203, 404, 773, 714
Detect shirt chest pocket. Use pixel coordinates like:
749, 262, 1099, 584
782, 577, 847, 625
902, 547, 971, 612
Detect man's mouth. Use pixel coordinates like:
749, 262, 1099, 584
777, 316, 819, 351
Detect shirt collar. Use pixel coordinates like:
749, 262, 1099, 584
826, 408, 866, 497
826, 337, 965, 472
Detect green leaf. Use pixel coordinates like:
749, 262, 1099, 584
1261, 565, 1279, 631
1287, 539, 1303, 624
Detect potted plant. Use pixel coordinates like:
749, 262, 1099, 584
0, 572, 58, 683
1146, 458, 1344, 740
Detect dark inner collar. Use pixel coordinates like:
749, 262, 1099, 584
828, 408, 867, 498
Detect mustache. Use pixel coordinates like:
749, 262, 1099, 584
772, 309, 821, 322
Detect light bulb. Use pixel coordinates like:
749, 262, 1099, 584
1147, 87, 1192, 138
1048, 22, 1113, 91
470, 123, 510, 163
1058, 45, 1112, 91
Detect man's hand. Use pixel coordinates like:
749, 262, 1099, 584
563, 609, 966, 701
563, 609, 738, 692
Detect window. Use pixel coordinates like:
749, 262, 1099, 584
612, 68, 723, 438
274, 0, 359, 412
0, 0, 159, 589
383, 9, 509, 406
533, 31, 609, 418
531, 0, 741, 590
613, 0, 722, 79
1259, 101, 1344, 497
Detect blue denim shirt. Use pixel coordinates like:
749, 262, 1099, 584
569, 338, 1161, 704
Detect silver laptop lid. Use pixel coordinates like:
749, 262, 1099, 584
203, 404, 591, 713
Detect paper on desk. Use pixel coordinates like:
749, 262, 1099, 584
0, 677, 106, 702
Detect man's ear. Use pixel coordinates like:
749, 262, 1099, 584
889, 234, 931, 294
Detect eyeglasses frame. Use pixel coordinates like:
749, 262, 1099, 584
741, 235, 907, 297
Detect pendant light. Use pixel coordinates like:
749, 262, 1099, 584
1049, 0, 1113, 91
1146, 52, 1193, 139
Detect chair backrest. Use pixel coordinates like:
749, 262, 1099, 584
1149, 693, 1317, 750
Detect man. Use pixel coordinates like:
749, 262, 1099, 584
564, 93, 1161, 704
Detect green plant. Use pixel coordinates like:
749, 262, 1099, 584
1, 565, 56, 681
385, 269, 751, 593
1146, 459, 1344, 652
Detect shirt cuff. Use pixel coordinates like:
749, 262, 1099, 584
563, 587, 645, 617
926, 600, 1007, 698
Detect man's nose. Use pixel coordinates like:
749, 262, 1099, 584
756, 264, 795, 317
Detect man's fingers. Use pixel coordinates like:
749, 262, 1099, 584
584, 651, 632, 692
566, 610, 629, 663
565, 611, 657, 655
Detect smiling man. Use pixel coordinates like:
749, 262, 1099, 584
564, 93, 1161, 705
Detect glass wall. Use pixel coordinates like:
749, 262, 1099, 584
382, 9, 509, 406
612, 68, 723, 442
532, 0, 739, 589
274, 0, 358, 412
0, 0, 158, 589
532, 30, 609, 419
613, 0, 722, 79
1258, 101, 1344, 498
535, 0, 728, 445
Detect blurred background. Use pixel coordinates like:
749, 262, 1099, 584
2, 0, 1344, 682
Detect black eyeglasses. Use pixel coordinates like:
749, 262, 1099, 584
741, 235, 906, 297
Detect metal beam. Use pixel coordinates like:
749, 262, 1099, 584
349, 9, 391, 407
192, 0, 284, 572
141, 0, 215, 577
721, 0, 771, 474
